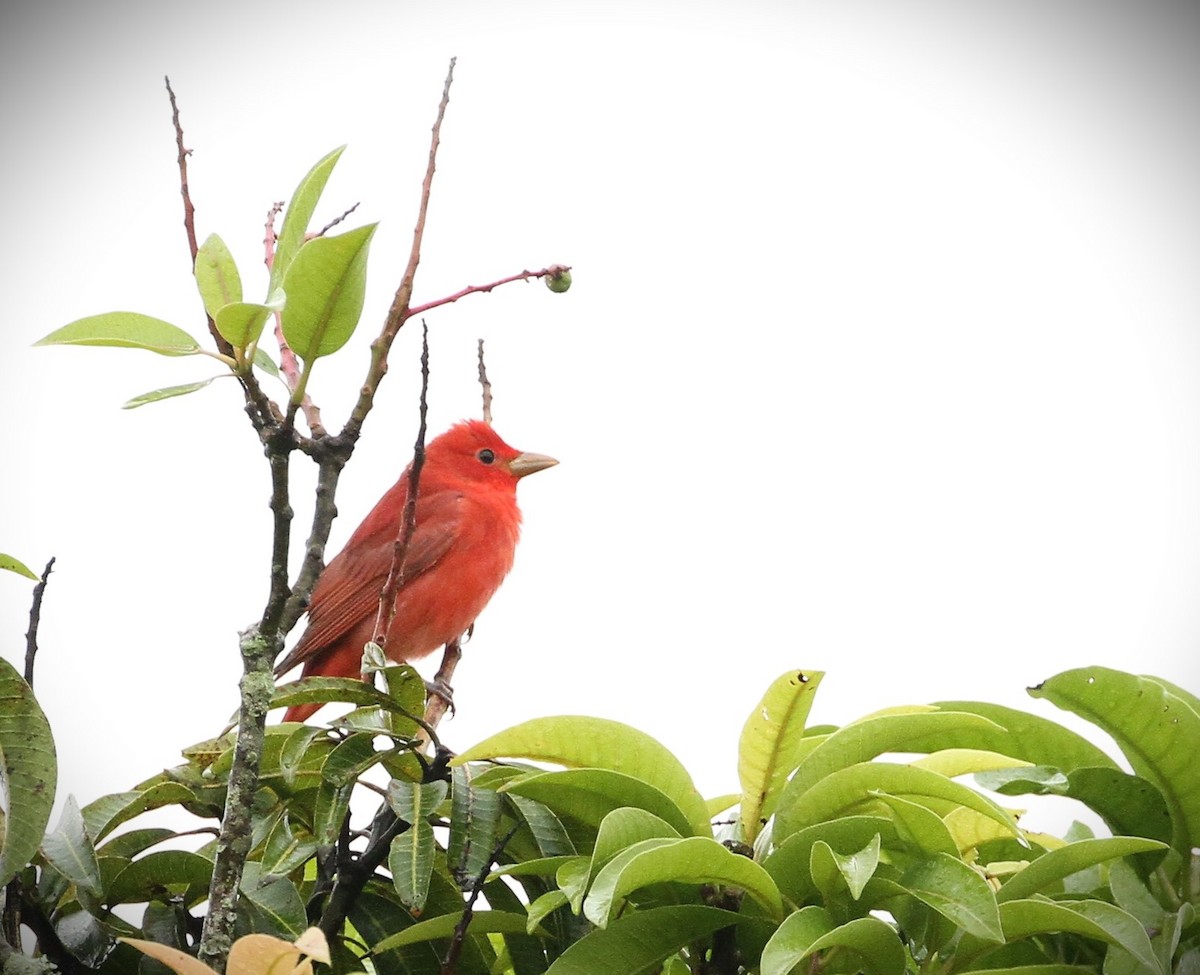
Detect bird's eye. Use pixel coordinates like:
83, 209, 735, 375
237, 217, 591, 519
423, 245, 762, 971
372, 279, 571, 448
477, 448, 496, 465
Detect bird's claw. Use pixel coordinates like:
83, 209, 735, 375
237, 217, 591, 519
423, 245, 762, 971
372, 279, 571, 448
424, 678, 456, 715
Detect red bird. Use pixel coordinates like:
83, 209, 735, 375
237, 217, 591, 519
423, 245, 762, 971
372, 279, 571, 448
275, 420, 557, 722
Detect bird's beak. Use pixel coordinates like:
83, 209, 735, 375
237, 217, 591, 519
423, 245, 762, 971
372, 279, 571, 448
508, 451, 559, 478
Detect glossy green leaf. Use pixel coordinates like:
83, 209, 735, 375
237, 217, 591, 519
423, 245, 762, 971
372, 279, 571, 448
527, 889, 570, 934
106, 850, 212, 904
989, 898, 1162, 974
763, 816, 897, 904
214, 301, 274, 350
910, 749, 1033, 778
761, 905, 905, 975
280, 222, 377, 361
40, 795, 102, 896
925, 699, 1120, 771
122, 377, 219, 409
776, 762, 1018, 842
506, 793, 576, 857
590, 807, 681, 875
583, 835, 783, 927
323, 731, 386, 786
809, 833, 880, 901
456, 715, 709, 834
239, 862, 307, 939
501, 767, 694, 837
272, 676, 418, 715
35, 313, 202, 356
870, 793, 959, 858
96, 827, 175, 860
0, 657, 57, 887
448, 764, 503, 884
0, 553, 38, 580
260, 812, 317, 877
373, 909, 541, 952
1029, 667, 1200, 854
543, 905, 742, 975
738, 670, 824, 844
996, 836, 1167, 903
387, 779, 447, 911
252, 346, 281, 378
899, 853, 1003, 941
784, 711, 1005, 802
82, 782, 197, 842
271, 146, 346, 290
194, 233, 243, 319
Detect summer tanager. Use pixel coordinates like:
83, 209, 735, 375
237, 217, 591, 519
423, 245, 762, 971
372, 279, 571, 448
275, 419, 557, 722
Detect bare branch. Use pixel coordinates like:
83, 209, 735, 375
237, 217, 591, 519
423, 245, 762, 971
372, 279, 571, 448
316, 202, 361, 237
372, 323, 431, 649
347, 57, 456, 437
441, 824, 520, 975
23, 557, 55, 689
165, 76, 233, 358
408, 264, 571, 318
476, 339, 492, 424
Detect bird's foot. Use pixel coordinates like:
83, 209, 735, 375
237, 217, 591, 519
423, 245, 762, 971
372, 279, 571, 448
424, 678, 456, 715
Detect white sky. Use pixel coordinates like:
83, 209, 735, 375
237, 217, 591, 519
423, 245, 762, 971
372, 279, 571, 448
2, 1, 1199, 825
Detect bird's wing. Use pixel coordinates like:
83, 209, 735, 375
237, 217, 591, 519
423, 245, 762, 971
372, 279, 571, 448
274, 491, 463, 675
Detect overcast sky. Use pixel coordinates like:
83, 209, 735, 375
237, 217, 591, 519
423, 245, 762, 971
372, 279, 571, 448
3, 1, 1199, 826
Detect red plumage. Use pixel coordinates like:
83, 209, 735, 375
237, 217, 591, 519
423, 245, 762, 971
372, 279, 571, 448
275, 420, 556, 722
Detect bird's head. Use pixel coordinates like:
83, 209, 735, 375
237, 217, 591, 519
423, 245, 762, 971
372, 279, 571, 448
427, 419, 558, 488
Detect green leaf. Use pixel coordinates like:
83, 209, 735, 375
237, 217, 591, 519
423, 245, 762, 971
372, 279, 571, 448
763, 816, 897, 905
386, 779, 447, 911
738, 670, 824, 845
911, 749, 1035, 778
870, 793, 959, 858
321, 731, 385, 786
122, 378, 219, 409
96, 827, 175, 860
974, 765, 1069, 795
252, 346, 281, 379
776, 762, 1018, 842
0, 657, 57, 887
214, 302, 274, 350
82, 782, 197, 842
583, 835, 783, 928
898, 853, 1003, 942
526, 889, 570, 934
239, 862, 307, 939
785, 710, 1006, 799
106, 850, 212, 904
590, 807, 681, 876
259, 812, 317, 877
456, 715, 710, 835
372, 909, 543, 953
40, 795, 102, 896
760, 906, 906, 975
809, 833, 880, 901
447, 765, 502, 885
272, 676, 416, 715
506, 793, 576, 857
926, 699, 1120, 771
996, 836, 1168, 902
501, 767, 694, 838
0, 553, 38, 580
271, 146, 346, 291
280, 223, 377, 361
194, 233, 243, 319
35, 312, 202, 356
987, 898, 1162, 974
542, 905, 743, 975
1029, 667, 1200, 855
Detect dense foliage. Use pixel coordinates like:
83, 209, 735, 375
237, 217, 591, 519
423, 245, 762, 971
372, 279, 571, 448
2, 657, 1198, 973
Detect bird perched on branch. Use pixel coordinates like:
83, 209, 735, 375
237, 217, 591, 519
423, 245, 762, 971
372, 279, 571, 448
275, 419, 557, 722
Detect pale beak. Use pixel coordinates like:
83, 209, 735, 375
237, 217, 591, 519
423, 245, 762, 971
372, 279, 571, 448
508, 451, 559, 478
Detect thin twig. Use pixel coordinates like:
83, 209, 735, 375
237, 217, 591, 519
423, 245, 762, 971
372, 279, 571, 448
476, 339, 492, 424
372, 323, 430, 649
317, 202, 361, 237
165, 75, 232, 358
347, 58, 456, 437
441, 825, 521, 975
408, 264, 571, 318
23, 557, 55, 689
